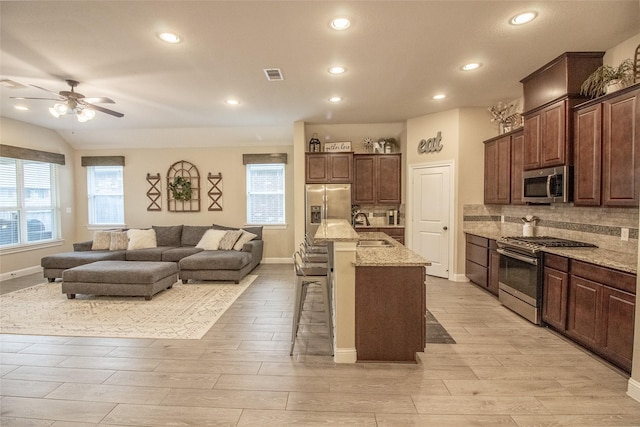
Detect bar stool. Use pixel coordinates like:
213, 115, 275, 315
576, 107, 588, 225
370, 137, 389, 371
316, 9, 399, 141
299, 242, 328, 264
290, 250, 334, 356
304, 233, 328, 254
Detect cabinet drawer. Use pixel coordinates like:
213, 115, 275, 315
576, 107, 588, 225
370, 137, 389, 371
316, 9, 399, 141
544, 253, 569, 272
379, 227, 404, 238
466, 260, 488, 287
466, 242, 488, 267
466, 234, 489, 247
571, 260, 636, 294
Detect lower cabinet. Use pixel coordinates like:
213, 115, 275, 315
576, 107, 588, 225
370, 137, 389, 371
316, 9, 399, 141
465, 233, 498, 296
543, 255, 635, 373
355, 266, 426, 362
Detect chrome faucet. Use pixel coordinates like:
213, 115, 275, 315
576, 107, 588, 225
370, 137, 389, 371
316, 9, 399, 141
353, 212, 370, 226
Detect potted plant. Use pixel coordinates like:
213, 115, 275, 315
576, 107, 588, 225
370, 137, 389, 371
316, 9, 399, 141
580, 59, 634, 98
168, 176, 192, 201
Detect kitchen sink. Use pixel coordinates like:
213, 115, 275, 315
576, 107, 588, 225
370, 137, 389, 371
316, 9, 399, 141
357, 239, 393, 247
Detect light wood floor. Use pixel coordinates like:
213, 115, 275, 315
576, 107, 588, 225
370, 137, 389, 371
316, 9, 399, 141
1, 263, 639, 426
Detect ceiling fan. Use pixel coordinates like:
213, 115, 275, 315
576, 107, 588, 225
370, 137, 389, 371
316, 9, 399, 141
12, 79, 124, 121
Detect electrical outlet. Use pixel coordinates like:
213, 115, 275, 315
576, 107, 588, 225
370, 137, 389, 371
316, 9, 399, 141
621, 227, 629, 241
501, 215, 505, 223
368, 212, 373, 218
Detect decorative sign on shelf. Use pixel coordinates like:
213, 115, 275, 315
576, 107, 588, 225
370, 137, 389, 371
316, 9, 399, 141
418, 131, 443, 154
207, 172, 223, 211
146, 173, 162, 211
323, 141, 351, 152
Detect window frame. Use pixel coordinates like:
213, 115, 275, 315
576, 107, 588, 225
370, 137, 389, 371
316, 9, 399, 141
0, 156, 60, 249
87, 165, 125, 227
245, 163, 286, 226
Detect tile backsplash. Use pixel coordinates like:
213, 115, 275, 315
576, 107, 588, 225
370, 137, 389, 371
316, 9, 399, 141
463, 204, 639, 254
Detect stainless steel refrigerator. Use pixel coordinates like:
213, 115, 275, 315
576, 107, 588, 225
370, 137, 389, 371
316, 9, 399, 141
305, 184, 352, 237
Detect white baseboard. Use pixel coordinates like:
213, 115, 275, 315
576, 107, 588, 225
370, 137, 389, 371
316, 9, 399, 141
628, 378, 640, 403
262, 257, 292, 264
451, 273, 470, 282
333, 347, 357, 364
0, 265, 43, 282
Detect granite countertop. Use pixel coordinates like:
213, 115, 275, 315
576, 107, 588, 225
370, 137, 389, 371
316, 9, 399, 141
313, 219, 359, 242
353, 224, 405, 229
356, 232, 430, 267
464, 229, 637, 274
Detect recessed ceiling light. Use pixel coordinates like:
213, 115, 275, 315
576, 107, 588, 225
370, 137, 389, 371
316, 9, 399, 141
329, 96, 343, 103
330, 17, 351, 30
157, 32, 181, 43
328, 66, 346, 75
510, 11, 537, 25
14, 105, 29, 111
226, 99, 240, 105
461, 63, 481, 71
433, 94, 446, 100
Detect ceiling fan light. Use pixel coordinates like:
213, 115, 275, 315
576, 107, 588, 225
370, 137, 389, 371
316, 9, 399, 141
49, 107, 60, 118
78, 108, 96, 122
53, 102, 68, 115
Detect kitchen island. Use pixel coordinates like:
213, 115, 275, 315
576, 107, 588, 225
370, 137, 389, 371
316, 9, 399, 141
314, 220, 430, 363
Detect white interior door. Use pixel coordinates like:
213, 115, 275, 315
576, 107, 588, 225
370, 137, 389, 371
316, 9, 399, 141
411, 164, 451, 278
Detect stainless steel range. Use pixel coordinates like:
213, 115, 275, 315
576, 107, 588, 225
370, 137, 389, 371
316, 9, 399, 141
496, 236, 597, 325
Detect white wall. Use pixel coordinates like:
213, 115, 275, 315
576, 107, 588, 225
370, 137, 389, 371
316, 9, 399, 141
0, 118, 77, 275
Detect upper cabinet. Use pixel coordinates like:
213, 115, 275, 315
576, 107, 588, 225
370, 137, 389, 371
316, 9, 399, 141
510, 130, 525, 205
305, 152, 353, 183
353, 154, 401, 204
484, 134, 512, 204
574, 84, 640, 207
520, 52, 604, 171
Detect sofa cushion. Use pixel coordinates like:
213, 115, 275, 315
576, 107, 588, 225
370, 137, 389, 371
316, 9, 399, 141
181, 225, 213, 247
233, 230, 257, 250
219, 230, 243, 250
63, 260, 178, 285
125, 247, 172, 262
212, 224, 237, 231
91, 231, 112, 250
179, 250, 252, 271
109, 231, 129, 250
127, 229, 157, 250
195, 229, 228, 250
41, 250, 126, 269
153, 225, 183, 247
161, 246, 203, 262
243, 226, 263, 240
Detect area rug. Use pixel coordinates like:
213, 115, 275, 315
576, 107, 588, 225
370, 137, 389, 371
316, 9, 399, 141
0, 275, 256, 340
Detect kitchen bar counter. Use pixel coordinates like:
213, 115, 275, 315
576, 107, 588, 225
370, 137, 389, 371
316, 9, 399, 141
464, 228, 637, 274
356, 232, 430, 267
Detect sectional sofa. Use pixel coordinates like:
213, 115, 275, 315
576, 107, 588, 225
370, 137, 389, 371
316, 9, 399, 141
41, 224, 263, 284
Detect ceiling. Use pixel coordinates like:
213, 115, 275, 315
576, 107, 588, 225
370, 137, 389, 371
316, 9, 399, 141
1, 1, 638, 149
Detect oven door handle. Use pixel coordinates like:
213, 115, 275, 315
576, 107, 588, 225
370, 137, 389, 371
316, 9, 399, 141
496, 248, 538, 266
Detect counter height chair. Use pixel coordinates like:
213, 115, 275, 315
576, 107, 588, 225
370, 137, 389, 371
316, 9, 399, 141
290, 250, 334, 356
299, 242, 328, 264
304, 233, 328, 254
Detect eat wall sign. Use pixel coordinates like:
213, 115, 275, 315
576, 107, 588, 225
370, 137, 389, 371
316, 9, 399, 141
418, 131, 443, 154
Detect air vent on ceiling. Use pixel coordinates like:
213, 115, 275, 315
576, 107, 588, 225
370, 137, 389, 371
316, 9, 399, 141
263, 68, 284, 81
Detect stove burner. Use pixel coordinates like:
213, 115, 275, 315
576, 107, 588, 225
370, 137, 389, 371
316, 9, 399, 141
499, 236, 597, 250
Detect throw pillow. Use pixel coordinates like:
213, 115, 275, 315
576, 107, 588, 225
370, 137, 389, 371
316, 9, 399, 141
109, 231, 129, 251
127, 229, 157, 250
182, 225, 213, 247
233, 230, 257, 251
242, 226, 263, 240
195, 229, 228, 250
218, 230, 243, 250
91, 231, 112, 250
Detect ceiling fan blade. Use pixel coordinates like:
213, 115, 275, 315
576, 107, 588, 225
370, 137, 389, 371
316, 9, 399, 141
30, 84, 61, 96
85, 102, 124, 118
84, 97, 115, 104
10, 96, 61, 101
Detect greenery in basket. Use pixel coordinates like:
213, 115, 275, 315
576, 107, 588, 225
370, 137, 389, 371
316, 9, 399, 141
580, 59, 634, 98
168, 176, 192, 201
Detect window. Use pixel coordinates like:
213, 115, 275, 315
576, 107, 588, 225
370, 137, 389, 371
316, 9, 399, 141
0, 157, 58, 247
246, 163, 285, 225
87, 165, 124, 226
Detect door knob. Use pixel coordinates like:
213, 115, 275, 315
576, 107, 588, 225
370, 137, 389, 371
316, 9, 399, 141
443, 226, 448, 231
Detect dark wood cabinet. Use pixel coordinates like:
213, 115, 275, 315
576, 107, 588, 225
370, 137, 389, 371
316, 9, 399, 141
484, 134, 511, 204
523, 98, 573, 170
542, 254, 569, 330
560, 260, 636, 372
353, 154, 401, 204
573, 85, 640, 207
510, 130, 525, 204
355, 265, 425, 362
305, 152, 353, 183
602, 87, 640, 207
465, 233, 498, 296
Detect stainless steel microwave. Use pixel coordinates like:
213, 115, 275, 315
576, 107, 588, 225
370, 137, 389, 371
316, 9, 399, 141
523, 165, 572, 204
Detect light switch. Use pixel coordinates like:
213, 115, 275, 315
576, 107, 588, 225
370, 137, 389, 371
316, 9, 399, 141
621, 227, 629, 241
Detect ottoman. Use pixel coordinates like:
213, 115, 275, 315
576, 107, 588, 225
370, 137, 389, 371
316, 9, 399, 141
62, 261, 178, 300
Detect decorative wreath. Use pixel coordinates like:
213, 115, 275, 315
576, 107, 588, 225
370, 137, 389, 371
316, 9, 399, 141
168, 176, 192, 201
